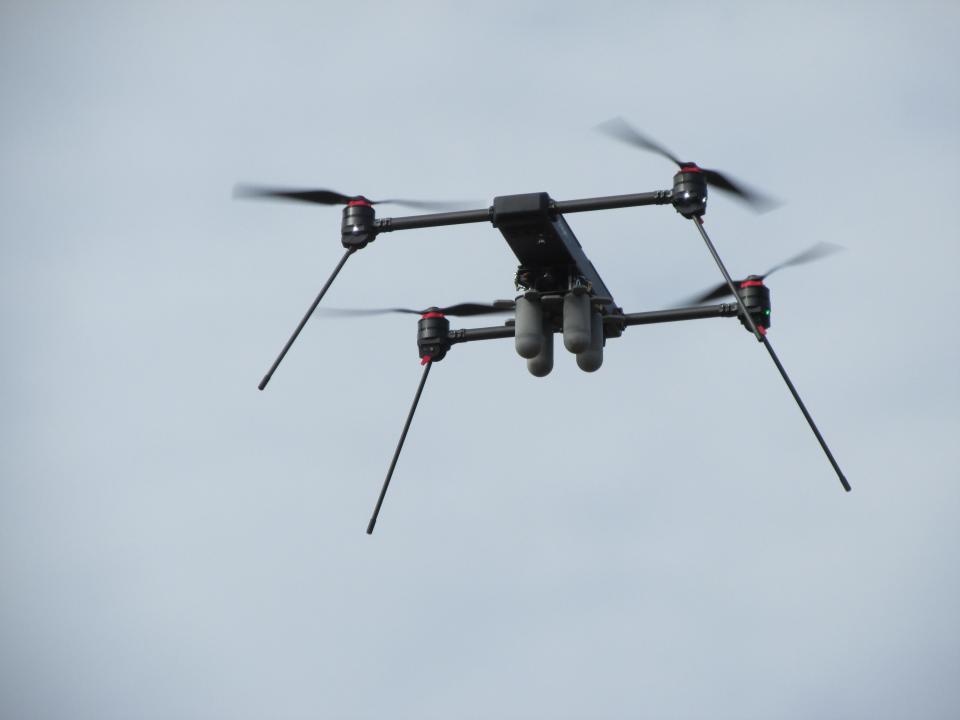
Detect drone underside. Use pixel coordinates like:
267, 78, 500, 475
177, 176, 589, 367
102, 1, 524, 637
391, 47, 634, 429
415, 190, 773, 377
237, 119, 850, 534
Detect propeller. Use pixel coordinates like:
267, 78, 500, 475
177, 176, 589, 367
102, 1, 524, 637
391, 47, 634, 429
680, 242, 844, 305
595, 117, 777, 212
233, 184, 468, 212
316, 300, 516, 318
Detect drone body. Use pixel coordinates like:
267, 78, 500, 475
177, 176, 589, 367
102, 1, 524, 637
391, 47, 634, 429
493, 191, 615, 376
237, 119, 849, 534
411, 188, 773, 377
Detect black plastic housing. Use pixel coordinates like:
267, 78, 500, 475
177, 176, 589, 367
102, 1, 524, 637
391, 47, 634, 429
417, 313, 451, 362
672, 169, 708, 218
491, 192, 553, 228
341, 203, 377, 249
736, 280, 771, 332
489, 192, 618, 324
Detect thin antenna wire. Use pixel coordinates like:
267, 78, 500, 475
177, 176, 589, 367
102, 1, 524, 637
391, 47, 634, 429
259, 247, 356, 390
367, 360, 434, 534
691, 217, 850, 492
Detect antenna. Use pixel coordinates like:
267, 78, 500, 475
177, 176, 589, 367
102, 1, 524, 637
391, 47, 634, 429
691, 216, 850, 492
367, 359, 434, 534
258, 247, 355, 390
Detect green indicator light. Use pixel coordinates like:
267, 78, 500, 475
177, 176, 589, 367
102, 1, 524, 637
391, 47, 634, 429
765, 309, 771, 315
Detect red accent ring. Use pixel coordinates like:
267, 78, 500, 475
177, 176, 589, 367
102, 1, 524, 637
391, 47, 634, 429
421, 312, 445, 319
348, 198, 372, 207
740, 279, 765, 288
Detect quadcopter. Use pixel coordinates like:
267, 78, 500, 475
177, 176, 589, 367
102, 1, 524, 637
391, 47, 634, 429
236, 118, 851, 534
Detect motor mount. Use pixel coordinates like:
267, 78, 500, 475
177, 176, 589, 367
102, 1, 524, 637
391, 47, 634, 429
417, 311, 451, 362
341, 199, 377, 249
672, 165, 708, 218
737, 277, 772, 334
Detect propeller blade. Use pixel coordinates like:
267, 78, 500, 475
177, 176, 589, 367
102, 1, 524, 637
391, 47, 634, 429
682, 280, 742, 306
595, 117, 683, 166
439, 300, 516, 316
234, 184, 471, 211
234, 185, 355, 205
314, 307, 423, 317
316, 300, 516, 318
675, 242, 845, 306
375, 198, 476, 211
597, 118, 778, 213
763, 242, 844, 278
701, 169, 777, 212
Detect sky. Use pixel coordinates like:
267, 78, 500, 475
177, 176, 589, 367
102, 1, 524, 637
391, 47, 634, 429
1, 1, 958, 718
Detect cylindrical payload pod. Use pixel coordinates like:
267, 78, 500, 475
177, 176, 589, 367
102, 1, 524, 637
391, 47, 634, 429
576, 311, 604, 372
527, 318, 554, 377
515, 295, 543, 359
563, 291, 592, 354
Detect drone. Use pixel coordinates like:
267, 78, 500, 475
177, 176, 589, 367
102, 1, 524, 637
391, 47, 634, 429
237, 118, 851, 534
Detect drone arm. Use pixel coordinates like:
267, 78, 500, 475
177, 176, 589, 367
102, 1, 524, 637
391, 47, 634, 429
374, 207, 493, 233
612, 303, 739, 328
444, 304, 739, 348
553, 190, 672, 214
448, 325, 516, 345
373, 191, 674, 235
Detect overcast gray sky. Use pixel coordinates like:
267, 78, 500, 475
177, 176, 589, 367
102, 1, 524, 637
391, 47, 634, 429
2, 1, 958, 718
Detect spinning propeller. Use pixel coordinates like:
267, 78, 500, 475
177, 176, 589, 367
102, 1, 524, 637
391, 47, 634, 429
317, 301, 516, 318
682, 242, 844, 305
596, 117, 776, 212
234, 184, 466, 211
235, 183, 472, 390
